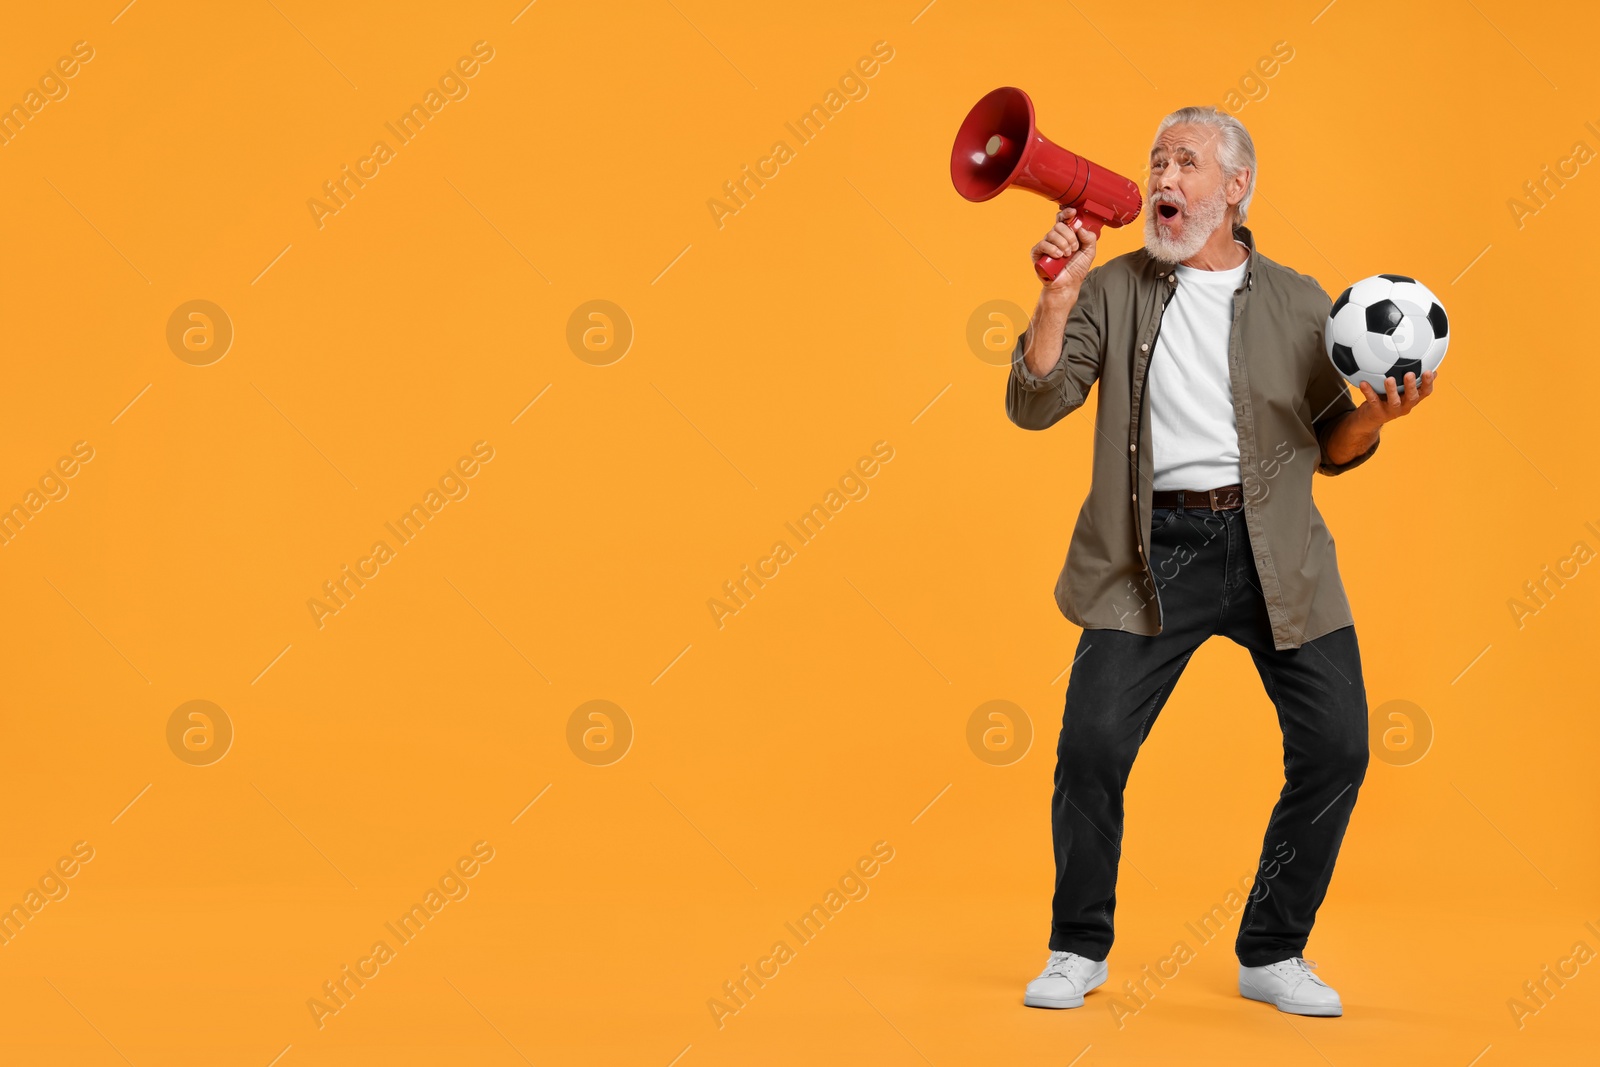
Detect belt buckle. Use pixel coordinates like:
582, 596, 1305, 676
1209, 487, 1234, 510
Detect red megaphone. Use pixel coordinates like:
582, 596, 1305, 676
951, 87, 1143, 282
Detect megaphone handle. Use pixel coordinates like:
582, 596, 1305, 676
1034, 213, 1106, 283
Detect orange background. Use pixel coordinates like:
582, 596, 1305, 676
1, 1, 1596, 1064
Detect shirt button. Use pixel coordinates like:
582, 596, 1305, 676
1131, 493, 1137, 503
1136, 544, 1143, 554
1129, 443, 1136, 452
1140, 343, 1148, 352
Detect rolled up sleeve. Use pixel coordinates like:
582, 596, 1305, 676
1005, 269, 1106, 431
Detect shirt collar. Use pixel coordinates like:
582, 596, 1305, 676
1233, 224, 1257, 290
1149, 224, 1258, 289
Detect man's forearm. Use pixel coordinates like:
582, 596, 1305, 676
1022, 285, 1080, 379
1323, 407, 1381, 466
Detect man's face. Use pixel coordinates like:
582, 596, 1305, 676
1143, 123, 1236, 263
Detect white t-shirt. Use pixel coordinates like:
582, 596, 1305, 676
1148, 244, 1250, 492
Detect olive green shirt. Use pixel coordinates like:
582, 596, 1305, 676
1006, 225, 1377, 651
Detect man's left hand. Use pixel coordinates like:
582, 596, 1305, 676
1355, 369, 1436, 425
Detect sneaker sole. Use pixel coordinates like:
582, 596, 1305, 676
1023, 973, 1107, 1010
1239, 985, 1342, 1017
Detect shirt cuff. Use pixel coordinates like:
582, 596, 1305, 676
1315, 413, 1380, 475
1011, 327, 1069, 392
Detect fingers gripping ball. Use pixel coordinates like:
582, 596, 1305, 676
1324, 274, 1449, 395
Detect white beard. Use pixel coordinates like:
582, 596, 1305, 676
1144, 184, 1229, 264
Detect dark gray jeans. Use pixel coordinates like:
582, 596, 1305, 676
1049, 503, 1369, 968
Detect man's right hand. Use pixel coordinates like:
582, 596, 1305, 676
1032, 206, 1099, 295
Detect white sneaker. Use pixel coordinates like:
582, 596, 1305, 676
1024, 950, 1108, 1009
1239, 957, 1343, 1016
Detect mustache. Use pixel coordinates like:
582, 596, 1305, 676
1150, 190, 1187, 210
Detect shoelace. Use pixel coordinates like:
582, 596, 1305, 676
1278, 957, 1328, 989
1043, 951, 1091, 980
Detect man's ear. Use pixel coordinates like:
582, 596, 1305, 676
1228, 167, 1252, 208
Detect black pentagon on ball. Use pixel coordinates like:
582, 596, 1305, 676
1331, 342, 1360, 375
1428, 301, 1448, 339
1379, 273, 1415, 283
1384, 357, 1422, 387
1365, 299, 1404, 335
1331, 288, 1351, 317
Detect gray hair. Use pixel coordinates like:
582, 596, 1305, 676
1153, 106, 1257, 225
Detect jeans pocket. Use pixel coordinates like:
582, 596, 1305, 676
1151, 506, 1180, 531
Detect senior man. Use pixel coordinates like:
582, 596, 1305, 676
1009, 106, 1434, 1017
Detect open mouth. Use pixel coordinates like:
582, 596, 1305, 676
1157, 203, 1180, 221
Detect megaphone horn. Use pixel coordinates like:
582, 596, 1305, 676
951, 87, 1143, 282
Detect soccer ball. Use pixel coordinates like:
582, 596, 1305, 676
1324, 274, 1449, 396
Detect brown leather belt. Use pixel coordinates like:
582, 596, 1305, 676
1150, 483, 1244, 510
